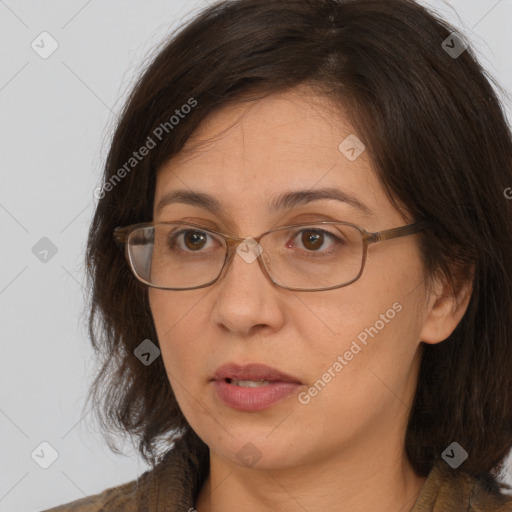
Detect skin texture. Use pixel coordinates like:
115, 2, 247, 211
148, 86, 472, 512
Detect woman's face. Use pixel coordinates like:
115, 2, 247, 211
149, 86, 439, 471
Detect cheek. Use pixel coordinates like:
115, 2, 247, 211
292, 300, 423, 442
302, 297, 405, 379
148, 292, 212, 426
148, 290, 204, 380
302, 254, 425, 386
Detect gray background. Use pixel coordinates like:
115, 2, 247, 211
0, 1, 511, 511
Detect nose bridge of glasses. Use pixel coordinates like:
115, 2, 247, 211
216, 233, 272, 290
225, 235, 251, 249
223, 229, 274, 265
223, 231, 269, 253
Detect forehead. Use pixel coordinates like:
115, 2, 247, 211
178, 85, 352, 159
153, 86, 394, 229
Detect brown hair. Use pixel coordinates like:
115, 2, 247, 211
84, 0, 512, 494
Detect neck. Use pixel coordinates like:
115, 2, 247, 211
195, 439, 427, 512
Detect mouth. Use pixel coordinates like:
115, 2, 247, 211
212, 362, 303, 384
224, 378, 273, 387
211, 363, 303, 411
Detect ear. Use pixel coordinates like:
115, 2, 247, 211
419, 265, 475, 344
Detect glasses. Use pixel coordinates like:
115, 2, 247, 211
113, 220, 433, 292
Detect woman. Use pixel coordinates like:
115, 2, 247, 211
42, 0, 512, 510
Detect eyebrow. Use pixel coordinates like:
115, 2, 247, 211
155, 187, 375, 219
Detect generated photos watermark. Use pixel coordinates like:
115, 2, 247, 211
441, 441, 468, 469
441, 32, 468, 59
338, 133, 366, 161
94, 97, 198, 199
298, 301, 403, 405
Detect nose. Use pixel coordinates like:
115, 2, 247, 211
209, 242, 285, 335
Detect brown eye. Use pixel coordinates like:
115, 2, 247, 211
284, 227, 345, 258
167, 228, 222, 254
183, 230, 208, 251
301, 230, 324, 251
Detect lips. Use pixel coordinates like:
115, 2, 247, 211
212, 363, 302, 384
211, 363, 303, 411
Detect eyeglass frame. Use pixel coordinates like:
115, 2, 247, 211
113, 219, 434, 292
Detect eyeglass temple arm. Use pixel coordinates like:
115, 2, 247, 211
113, 227, 128, 252
370, 221, 434, 243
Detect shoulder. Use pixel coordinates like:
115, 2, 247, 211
39, 477, 141, 512
39, 429, 210, 512
467, 474, 512, 512
414, 463, 512, 511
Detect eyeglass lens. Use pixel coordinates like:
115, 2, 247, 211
127, 223, 365, 290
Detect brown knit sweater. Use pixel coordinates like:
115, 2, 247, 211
40, 430, 512, 512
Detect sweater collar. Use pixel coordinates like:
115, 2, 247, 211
134, 428, 209, 512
